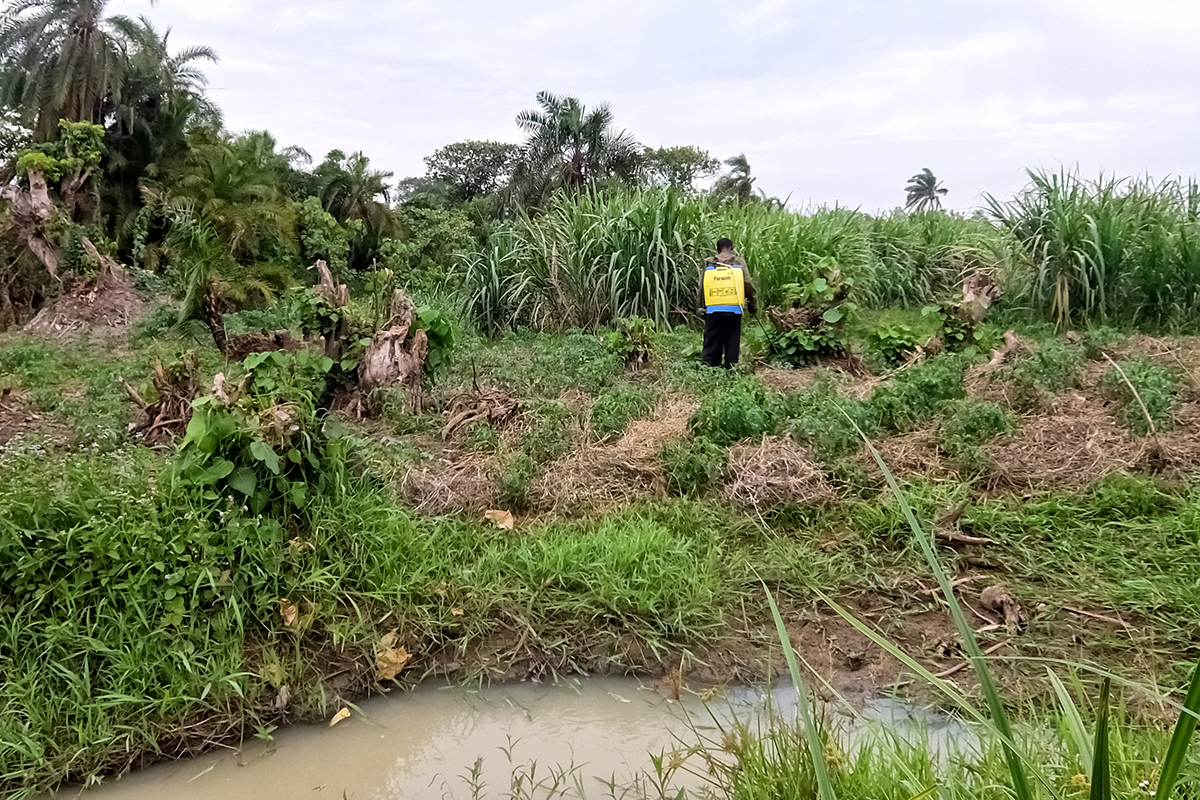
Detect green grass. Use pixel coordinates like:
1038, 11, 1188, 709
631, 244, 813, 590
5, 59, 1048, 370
0, 335, 221, 448
1099, 357, 1181, 435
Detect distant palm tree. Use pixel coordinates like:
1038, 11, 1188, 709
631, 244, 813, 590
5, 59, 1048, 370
713, 154, 757, 206
511, 91, 641, 206
319, 151, 393, 230
905, 168, 948, 212
0, 0, 149, 139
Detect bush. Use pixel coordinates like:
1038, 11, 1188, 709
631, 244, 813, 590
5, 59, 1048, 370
590, 384, 656, 442
688, 379, 779, 446
870, 354, 968, 432
660, 437, 727, 497
938, 399, 1015, 449
1099, 358, 1180, 435
938, 399, 1015, 478
174, 349, 344, 517
867, 323, 923, 366
1005, 340, 1085, 410
520, 400, 575, 463
498, 451, 535, 508
1078, 326, 1127, 360
783, 380, 875, 462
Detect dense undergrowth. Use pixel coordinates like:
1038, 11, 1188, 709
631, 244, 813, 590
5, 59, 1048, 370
4, 303, 1200, 797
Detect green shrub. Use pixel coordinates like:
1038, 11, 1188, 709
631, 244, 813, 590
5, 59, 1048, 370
660, 437, 727, 497
688, 379, 779, 446
174, 349, 344, 517
938, 399, 1015, 449
870, 354, 968, 432
1005, 340, 1085, 410
937, 399, 1015, 478
1099, 357, 1180, 435
783, 380, 875, 462
520, 400, 575, 463
1078, 326, 1127, 360
867, 323, 923, 366
590, 384, 656, 442
462, 421, 499, 453
498, 451, 535, 508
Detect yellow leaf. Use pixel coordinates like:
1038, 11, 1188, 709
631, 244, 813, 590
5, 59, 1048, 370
376, 644, 411, 682
328, 707, 351, 727
451, 608, 465, 617
279, 598, 298, 629
484, 510, 514, 530
379, 628, 399, 649
260, 662, 285, 688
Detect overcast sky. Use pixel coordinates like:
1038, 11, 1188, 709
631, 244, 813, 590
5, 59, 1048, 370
111, 0, 1200, 212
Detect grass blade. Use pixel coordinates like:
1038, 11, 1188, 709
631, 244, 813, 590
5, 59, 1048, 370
1090, 677, 1111, 800
1049, 668, 1093, 775
1155, 657, 1200, 800
850, 413, 1038, 800
764, 585, 838, 800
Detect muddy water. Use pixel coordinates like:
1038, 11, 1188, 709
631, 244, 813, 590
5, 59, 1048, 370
66, 678, 963, 800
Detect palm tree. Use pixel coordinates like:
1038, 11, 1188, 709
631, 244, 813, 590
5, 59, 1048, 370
317, 150, 394, 269
713, 153, 757, 206
510, 91, 642, 207
0, 0, 148, 139
905, 168, 948, 212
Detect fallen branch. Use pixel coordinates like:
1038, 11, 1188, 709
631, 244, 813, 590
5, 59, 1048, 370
934, 640, 1009, 679
1061, 605, 1131, 629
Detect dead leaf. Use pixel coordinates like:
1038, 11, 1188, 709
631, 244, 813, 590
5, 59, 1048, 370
272, 685, 291, 713
279, 598, 298, 629
328, 707, 351, 727
484, 510, 514, 530
379, 629, 400, 649
451, 608, 464, 616
980, 583, 1026, 634
376, 644, 411, 682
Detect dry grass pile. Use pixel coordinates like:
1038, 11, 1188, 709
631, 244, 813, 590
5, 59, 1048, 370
441, 389, 519, 440
1145, 400, 1200, 476
400, 452, 499, 514
724, 436, 833, 509
529, 398, 695, 512
987, 394, 1144, 489
23, 270, 144, 338
858, 428, 954, 481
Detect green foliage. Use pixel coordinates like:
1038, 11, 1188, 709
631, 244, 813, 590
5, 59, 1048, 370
1099, 358, 1181, 435
413, 305, 457, 379
688, 379, 779, 446
602, 315, 656, 367
870, 354, 968, 432
174, 349, 343, 517
1005, 340, 1086, 410
867, 322, 923, 366
938, 399, 1015, 476
642, 145, 720, 193
590, 384, 656, 442
296, 196, 351, 277
922, 301, 982, 351
1079, 326, 1127, 360
422, 139, 517, 203
15, 120, 105, 183
987, 168, 1200, 330
520, 400, 574, 464
767, 268, 856, 367
939, 399, 1014, 448
498, 451, 535, 509
451, 330, 623, 398
462, 421, 499, 453
659, 437, 727, 497
783, 380, 876, 463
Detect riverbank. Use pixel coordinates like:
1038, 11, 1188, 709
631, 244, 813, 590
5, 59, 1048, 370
3, 317, 1200, 798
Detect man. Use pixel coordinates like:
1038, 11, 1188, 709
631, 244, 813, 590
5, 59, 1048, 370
698, 237, 757, 368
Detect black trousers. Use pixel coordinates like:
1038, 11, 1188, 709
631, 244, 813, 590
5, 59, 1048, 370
702, 312, 742, 368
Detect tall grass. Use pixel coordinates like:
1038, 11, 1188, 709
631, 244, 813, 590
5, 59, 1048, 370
987, 168, 1200, 330
459, 189, 1013, 332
